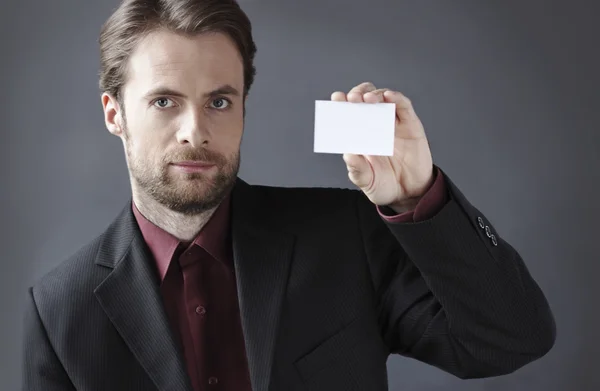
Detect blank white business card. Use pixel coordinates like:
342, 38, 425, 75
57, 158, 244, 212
314, 100, 395, 156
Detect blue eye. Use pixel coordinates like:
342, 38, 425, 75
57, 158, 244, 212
210, 98, 230, 109
154, 98, 175, 108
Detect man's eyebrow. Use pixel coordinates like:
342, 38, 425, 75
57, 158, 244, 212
142, 85, 241, 99
143, 87, 187, 99
203, 85, 241, 98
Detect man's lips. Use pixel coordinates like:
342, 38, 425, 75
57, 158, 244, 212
170, 161, 216, 172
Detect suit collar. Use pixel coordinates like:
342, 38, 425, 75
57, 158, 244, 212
93, 204, 193, 391
94, 178, 295, 391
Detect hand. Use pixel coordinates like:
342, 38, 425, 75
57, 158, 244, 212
331, 82, 434, 213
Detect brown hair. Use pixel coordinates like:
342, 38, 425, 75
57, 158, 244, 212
98, 0, 257, 104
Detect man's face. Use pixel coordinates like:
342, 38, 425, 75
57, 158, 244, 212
102, 30, 245, 215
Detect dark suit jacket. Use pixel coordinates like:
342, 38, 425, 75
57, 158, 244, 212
22, 169, 556, 391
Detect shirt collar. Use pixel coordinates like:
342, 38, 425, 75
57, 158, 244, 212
132, 192, 232, 282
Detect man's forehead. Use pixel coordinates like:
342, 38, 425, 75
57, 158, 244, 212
133, 31, 240, 66
126, 31, 243, 88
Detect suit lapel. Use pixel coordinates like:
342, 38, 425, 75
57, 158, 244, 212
231, 179, 296, 391
93, 204, 193, 391
91, 179, 295, 391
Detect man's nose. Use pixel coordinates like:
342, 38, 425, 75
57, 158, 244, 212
176, 110, 211, 147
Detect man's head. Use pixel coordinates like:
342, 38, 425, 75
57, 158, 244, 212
99, 0, 256, 215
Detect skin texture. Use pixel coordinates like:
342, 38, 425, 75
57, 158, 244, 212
101, 30, 245, 241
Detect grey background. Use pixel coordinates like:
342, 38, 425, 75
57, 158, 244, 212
1, 0, 598, 390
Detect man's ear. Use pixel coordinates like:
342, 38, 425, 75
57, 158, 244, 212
101, 93, 124, 136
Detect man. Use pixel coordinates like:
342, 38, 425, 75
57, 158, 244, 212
21, 0, 556, 390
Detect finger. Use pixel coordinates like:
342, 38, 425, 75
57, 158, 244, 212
343, 153, 374, 189
347, 91, 364, 103
348, 82, 377, 95
330, 91, 347, 101
363, 88, 390, 104
383, 90, 418, 121
348, 82, 377, 102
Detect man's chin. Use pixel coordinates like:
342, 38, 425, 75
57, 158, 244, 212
165, 168, 222, 189
160, 181, 234, 214
155, 190, 220, 214
170, 171, 214, 182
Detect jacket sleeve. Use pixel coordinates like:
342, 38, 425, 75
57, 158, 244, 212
355, 167, 556, 379
22, 287, 76, 391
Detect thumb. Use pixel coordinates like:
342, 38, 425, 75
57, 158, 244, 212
343, 153, 373, 190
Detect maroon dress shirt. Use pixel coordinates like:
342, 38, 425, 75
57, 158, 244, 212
133, 193, 252, 391
132, 166, 447, 391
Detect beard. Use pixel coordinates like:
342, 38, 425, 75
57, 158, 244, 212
123, 125, 240, 216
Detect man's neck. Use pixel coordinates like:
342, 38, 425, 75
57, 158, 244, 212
132, 190, 218, 243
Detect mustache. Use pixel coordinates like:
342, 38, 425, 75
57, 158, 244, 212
166, 148, 227, 165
